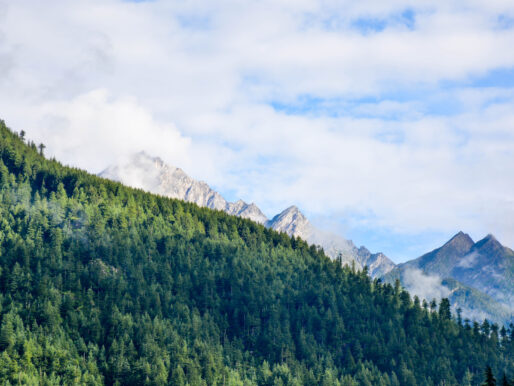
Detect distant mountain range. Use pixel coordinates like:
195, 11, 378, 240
100, 152, 395, 275
100, 152, 513, 324
383, 231, 514, 324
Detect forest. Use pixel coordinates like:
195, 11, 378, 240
0, 119, 513, 385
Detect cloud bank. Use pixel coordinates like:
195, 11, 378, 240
1, 0, 514, 260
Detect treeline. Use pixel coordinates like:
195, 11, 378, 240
0, 119, 513, 385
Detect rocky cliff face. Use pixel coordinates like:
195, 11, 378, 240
100, 152, 395, 275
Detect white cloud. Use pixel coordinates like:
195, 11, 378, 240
457, 251, 480, 268
1, 0, 514, 258
10, 89, 193, 173
402, 268, 451, 301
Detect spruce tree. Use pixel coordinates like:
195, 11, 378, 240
482, 366, 496, 386
0, 317, 14, 351
438, 298, 452, 320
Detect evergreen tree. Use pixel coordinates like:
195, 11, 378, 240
439, 298, 452, 320
0, 120, 512, 385
483, 366, 496, 386
0, 316, 14, 351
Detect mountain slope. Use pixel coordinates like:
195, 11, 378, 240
2, 121, 513, 384
384, 231, 514, 324
400, 231, 475, 277
100, 152, 268, 224
101, 152, 396, 275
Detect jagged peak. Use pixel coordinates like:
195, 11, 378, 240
272, 205, 307, 222
475, 233, 503, 250
283, 205, 300, 213
245, 202, 262, 211
443, 231, 474, 250
357, 246, 371, 255
484, 234, 497, 242
449, 231, 473, 243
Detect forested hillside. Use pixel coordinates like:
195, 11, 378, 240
0, 119, 513, 385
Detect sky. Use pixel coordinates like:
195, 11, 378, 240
1, 0, 514, 262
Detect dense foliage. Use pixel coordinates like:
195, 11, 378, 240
0, 120, 513, 385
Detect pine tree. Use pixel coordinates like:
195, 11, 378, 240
438, 298, 451, 320
462, 369, 473, 386
482, 366, 496, 386
0, 316, 15, 351
171, 365, 186, 385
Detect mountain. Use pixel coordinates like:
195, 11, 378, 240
2, 120, 513, 385
356, 248, 397, 278
384, 231, 514, 324
100, 152, 396, 275
396, 231, 475, 278
266, 205, 312, 237
101, 153, 514, 325
100, 152, 268, 224
441, 278, 513, 323
397, 232, 514, 309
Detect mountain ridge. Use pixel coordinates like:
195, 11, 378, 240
385, 231, 514, 324
101, 152, 513, 324
100, 151, 396, 274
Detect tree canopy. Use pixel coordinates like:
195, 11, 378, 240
0, 119, 513, 384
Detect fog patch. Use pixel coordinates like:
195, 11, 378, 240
457, 251, 479, 268
100, 152, 163, 193
402, 268, 451, 301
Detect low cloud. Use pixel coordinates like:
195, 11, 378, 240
457, 251, 480, 268
402, 268, 450, 302
16, 89, 193, 174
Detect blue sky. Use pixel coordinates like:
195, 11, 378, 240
1, 0, 514, 261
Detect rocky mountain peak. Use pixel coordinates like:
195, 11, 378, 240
100, 152, 395, 276
473, 234, 505, 257
386, 231, 514, 324
226, 200, 268, 224
441, 231, 475, 255
266, 206, 312, 238
356, 247, 396, 277
483, 234, 498, 244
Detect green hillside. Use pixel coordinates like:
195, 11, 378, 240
0, 119, 513, 385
